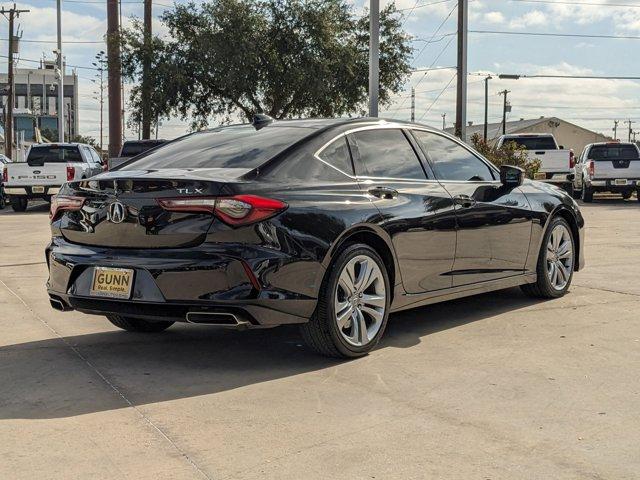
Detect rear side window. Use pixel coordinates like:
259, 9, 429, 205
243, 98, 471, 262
317, 137, 353, 175
413, 131, 495, 182
122, 125, 314, 170
588, 144, 640, 161
27, 146, 82, 165
349, 129, 426, 179
503, 136, 557, 150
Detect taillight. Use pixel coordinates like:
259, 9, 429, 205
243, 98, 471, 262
569, 151, 575, 169
2, 167, 7, 183
157, 195, 288, 227
50, 195, 85, 220
66, 165, 75, 182
588, 160, 595, 177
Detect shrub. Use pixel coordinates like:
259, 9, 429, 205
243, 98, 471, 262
470, 133, 541, 179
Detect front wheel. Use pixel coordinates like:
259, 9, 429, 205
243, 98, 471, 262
622, 191, 632, 200
301, 244, 391, 358
106, 315, 174, 333
521, 216, 575, 299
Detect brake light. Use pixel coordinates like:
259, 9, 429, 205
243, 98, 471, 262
157, 195, 288, 227
66, 165, 75, 181
2, 167, 7, 183
588, 160, 595, 177
50, 195, 85, 220
569, 151, 575, 169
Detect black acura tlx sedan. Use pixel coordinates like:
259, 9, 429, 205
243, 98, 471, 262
46, 118, 585, 358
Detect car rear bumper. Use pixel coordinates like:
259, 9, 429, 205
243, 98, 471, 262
588, 179, 640, 189
5, 186, 60, 197
535, 172, 574, 184
46, 237, 321, 326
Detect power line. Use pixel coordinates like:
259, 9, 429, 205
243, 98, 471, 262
419, 72, 457, 121
0, 38, 104, 44
0, 53, 101, 70
412, 3, 457, 67
471, 30, 640, 41
397, 0, 455, 12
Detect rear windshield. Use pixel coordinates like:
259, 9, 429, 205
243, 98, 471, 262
503, 136, 557, 150
120, 141, 165, 157
27, 145, 82, 165
589, 144, 640, 161
120, 125, 314, 170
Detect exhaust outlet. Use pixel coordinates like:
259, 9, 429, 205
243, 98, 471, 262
185, 311, 250, 327
49, 296, 70, 312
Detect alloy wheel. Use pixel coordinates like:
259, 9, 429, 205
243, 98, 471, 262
334, 254, 386, 347
546, 224, 574, 291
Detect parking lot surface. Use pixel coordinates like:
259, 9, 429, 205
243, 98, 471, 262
1, 198, 639, 479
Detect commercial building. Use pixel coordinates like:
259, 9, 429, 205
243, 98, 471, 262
447, 117, 613, 154
0, 59, 79, 144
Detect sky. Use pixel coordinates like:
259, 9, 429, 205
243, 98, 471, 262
1, 0, 639, 144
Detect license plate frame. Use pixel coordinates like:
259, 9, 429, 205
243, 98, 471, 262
32, 186, 45, 194
90, 267, 134, 299
615, 179, 628, 186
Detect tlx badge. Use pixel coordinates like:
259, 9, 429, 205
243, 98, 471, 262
177, 188, 205, 194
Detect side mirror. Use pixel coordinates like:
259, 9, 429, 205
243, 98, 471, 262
500, 165, 525, 188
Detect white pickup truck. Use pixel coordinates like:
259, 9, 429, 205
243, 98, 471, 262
496, 133, 575, 193
573, 142, 640, 202
3, 143, 104, 212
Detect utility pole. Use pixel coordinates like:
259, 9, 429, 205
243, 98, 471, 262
368, 0, 379, 117
499, 90, 510, 135
613, 119, 619, 140
442, 113, 446, 130
455, 0, 468, 141
484, 75, 491, 141
107, 0, 122, 158
625, 119, 635, 143
1, 5, 29, 159
56, 0, 64, 142
410, 87, 415, 122
141, 0, 152, 138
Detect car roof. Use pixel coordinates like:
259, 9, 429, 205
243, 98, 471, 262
588, 141, 636, 147
31, 142, 91, 147
502, 133, 554, 137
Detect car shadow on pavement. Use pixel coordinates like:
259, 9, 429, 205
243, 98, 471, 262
0, 287, 545, 420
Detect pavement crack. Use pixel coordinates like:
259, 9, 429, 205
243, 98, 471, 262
0, 278, 213, 480
573, 283, 640, 298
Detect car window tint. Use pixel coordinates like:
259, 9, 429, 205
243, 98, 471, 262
503, 136, 556, 150
318, 137, 353, 175
121, 125, 315, 170
349, 129, 425, 179
588, 144, 640, 161
27, 146, 82, 165
413, 131, 495, 182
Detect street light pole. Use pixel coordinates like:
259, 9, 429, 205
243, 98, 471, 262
484, 75, 491, 141
368, 0, 379, 117
56, 0, 64, 142
455, 0, 468, 141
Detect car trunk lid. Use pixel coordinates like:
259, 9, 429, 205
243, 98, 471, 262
57, 168, 250, 248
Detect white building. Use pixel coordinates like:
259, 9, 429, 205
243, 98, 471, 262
0, 59, 79, 143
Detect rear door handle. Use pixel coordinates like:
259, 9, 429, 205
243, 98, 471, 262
453, 195, 476, 208
368, 186, 398, 199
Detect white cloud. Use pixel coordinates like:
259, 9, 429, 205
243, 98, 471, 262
509, 10, 548, 30
483, 11, 505, 25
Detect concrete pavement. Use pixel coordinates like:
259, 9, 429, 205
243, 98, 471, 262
1, 198, 639, 479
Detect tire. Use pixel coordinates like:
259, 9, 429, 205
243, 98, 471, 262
622, 192, 632, 200
571, 184, 581, 200
0, 190, 5, 210
564, 183, 574, 197
521, 216, 575, 299
106, 314, 174, 333
581, 182, 593, 203
301, 244, 391, 358
10, 197, 28, 212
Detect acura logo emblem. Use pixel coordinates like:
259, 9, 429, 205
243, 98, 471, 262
108, 201, 126, 224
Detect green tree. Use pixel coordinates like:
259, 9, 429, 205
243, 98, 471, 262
121, 0, 412, 128
471, 133, 541, 179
